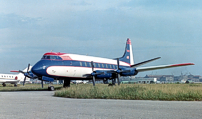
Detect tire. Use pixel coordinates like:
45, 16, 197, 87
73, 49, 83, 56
48, 86, 54, 91
3, 83, 6, 87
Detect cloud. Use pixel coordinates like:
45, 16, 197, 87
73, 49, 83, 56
0, 13, 43, 29
0, 0, 200, 75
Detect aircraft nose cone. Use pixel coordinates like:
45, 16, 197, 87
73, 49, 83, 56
31, 65, 41, 76
31, 62, 46, 76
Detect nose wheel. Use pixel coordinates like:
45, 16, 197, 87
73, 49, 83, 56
48, 86, 54, 91
48, 82, 54, 91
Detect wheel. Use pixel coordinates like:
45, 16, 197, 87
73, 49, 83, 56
2, 83, 6, 87
48, 86, 54, 91
108, 83, 113, 86
14, 84, 17, 87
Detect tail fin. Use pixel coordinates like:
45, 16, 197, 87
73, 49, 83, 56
119, 38, 134, 65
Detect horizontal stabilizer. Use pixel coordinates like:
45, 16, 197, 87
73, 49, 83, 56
10, 70, 20, 73
136, 63, 194, 72
131, 57, 161, 68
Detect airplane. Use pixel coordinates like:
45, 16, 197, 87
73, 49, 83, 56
1, 67, 31, 87
12, 38, 194, 91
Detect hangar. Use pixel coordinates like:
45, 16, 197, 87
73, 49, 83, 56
121, 77, 157, 84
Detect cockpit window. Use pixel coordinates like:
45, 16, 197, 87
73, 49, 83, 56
41, 55, 62, 60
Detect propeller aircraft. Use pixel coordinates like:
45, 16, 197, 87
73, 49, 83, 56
11, 38, 194, 91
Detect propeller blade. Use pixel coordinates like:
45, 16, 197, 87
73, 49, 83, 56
117, 74, 120, 85
92, 76, 95, 86
117, 58, 119, 69
91, 61, 96, 86
23, 76, 26, 86
27, 64, 30, 75
41, 80, 43, 88
19, 70, 25, 74
116, 58, 121, 85
23, 63, 31, 86
91, 61, 94, 72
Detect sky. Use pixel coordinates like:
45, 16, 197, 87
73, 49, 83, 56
0, 0, 201, 77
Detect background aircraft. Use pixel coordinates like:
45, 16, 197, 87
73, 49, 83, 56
12, 38, 194, 91
1, 67, 31, 87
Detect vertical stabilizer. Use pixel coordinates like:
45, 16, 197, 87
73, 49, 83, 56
119, 38, 134, 65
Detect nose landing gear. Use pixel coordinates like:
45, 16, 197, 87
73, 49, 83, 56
48, 86, 54, 91
48, 82, 54, 91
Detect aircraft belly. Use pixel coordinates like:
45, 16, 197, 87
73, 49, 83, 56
46, 66, 92, 78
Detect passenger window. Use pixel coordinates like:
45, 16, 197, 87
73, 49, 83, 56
85, 62, 87, 67
97, 63, 100, 68
106, 64, 108, 68
102, 64, 104, 68
80, 62, 82, 66
89, 62, 91, 67
109, 64, 112, 69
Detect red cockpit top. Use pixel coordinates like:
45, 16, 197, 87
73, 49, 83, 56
43, 52, 66, 56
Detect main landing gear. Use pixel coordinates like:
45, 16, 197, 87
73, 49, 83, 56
63, 80, 70, 88
2, 83, 6, 87
108, 79, 116, 86
14, 84, 17, 87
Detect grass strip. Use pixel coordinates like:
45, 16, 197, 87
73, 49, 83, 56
0, 84, 63, 91
54, 84, 202, 101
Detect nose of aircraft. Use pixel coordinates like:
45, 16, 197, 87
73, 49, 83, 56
31, 61, 46, 76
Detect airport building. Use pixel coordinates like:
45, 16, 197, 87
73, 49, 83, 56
121, 77, 157, 84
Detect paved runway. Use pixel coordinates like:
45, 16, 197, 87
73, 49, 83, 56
0, 91, 202, 119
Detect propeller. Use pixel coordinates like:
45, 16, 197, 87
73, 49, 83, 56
116, 58, 121, 85
41, 80, 44, 88
23, 64, 30, 86
11, 64, 41, 87
91, 61, 96, 86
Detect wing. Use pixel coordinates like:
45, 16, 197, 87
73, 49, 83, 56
136, 63, 194, 72
131, 57, 161, 68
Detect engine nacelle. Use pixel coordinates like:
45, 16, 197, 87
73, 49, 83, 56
42, 76, 54, 82
95, 70, 113, 79
120, 68, 138, 76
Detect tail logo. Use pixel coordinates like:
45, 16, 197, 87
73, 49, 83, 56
127, 39, 131, 45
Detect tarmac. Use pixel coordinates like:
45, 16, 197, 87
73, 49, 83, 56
0, 91, 202, 119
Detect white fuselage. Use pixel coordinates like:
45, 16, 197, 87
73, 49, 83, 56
0, 73, 30, 84
45, 53, 130, 78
